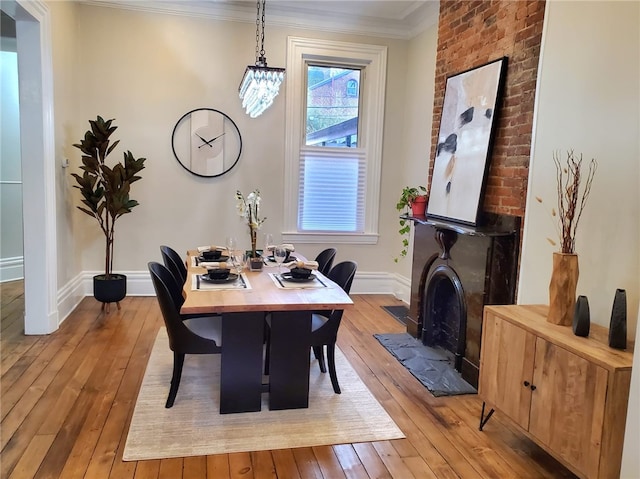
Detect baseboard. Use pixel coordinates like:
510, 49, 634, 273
56, 270, 411, 325
0, 256, 24, 283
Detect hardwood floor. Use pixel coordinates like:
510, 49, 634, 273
1, 281, 578, 478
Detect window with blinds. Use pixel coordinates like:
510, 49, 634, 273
283, 37, 387, 244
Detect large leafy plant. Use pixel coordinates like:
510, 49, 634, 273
71, 116, 146, 278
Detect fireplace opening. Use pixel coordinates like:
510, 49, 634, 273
422, 265, 466, 372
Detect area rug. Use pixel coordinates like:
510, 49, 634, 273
374, 333, 477, 397
123, 328, 404, 461
381, 305, 409, 325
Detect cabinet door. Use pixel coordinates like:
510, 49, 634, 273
529, 338, 608, 478
479, 313, 536, 430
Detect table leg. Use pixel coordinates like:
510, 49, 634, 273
268, 310, 312, 410
220, 311, 264, 414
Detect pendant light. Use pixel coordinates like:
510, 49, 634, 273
238, 0, 285, 118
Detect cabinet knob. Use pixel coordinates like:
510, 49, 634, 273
523, 381, 530, 387
530, 384, 537, 391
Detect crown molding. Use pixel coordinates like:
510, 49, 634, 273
80, 0, 439, 40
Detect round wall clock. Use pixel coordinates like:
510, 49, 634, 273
171, 108, 242, 178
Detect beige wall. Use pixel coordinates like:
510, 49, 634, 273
59, 3, 431, 288
520, 0, 639, 337
392, 25, 438, 286
50, 0, 81, 291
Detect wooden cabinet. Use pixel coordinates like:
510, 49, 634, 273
479, 305, 633, 479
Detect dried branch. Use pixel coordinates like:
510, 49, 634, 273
552, 150, 597, 254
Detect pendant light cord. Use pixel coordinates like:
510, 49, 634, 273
255, 0, 267, 66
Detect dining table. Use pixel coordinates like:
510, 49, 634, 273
180, 250, 354, 414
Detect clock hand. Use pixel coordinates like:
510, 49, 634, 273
207, 132, 226, 143
196, 133, 214, 148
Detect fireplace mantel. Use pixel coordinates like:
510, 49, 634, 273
401, 212, 519, 237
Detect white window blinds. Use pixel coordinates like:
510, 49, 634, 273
298, 148, 366, 233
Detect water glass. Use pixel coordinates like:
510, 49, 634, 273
231, 250, 245, 281
225, 236, 237, 253
273, 245, 288, 274
264, 233, 275, 255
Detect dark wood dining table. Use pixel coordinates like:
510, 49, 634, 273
180, 251, 354, 414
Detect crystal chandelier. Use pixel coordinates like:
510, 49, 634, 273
238, 0, 285, 118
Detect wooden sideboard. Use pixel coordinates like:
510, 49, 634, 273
479, 304, 633, 479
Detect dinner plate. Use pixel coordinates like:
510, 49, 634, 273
280, 272, 315, 283
198, 255, 229, 263
267, 255, 297, 262
200, 273, 239, 284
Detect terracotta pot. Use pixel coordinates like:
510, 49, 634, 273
547, 253, 579, 326
410, 196, 428, 216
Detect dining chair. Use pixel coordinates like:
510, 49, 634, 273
160, 245, 188, 284
148, 261, 222, 408
265, 260, 357, 394
314, 248, 337, 276
160, 244, 221, 321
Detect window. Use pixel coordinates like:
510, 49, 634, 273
283, 37, 387, 244
346, 79, 358, 97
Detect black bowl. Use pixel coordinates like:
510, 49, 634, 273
202, 250, 222, 260
207, 268, 230, 280
290, 267, 312, 279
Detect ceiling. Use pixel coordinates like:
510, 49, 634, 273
82, 0, 440, 39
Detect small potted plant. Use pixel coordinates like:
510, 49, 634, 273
70, 116, 146, 310
395, 185, 428, 262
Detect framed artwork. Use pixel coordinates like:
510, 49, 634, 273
427, 57, 508, 225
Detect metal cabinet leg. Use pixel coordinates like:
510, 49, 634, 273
479, 401, 495, 431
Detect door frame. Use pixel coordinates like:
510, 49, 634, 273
6, 0, 58, 334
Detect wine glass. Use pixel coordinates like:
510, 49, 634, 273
225, 236, 237, 255
273, 245, 288, 275
264, 233, 275, 258
231, 250, 245, 283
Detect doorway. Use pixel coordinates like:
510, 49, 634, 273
2, 0, 58, 334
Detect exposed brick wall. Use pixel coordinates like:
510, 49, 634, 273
429, 0, 546, 219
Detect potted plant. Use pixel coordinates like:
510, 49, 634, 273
70, 116, 146, 310
395, 185, 428, 262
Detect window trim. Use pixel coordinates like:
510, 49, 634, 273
283, 36, 387, 244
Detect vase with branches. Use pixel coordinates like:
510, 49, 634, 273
538, 149, 597, 325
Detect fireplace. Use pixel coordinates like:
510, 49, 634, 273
406, 213, 520, 388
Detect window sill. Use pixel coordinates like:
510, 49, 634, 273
282, 231, 379, 245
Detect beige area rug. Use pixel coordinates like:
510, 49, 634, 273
123, 328, 405, 461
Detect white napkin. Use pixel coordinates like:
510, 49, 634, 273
266, 243, 295, 252
199, 261, 230, 269
284, 260, 319, 270
197, 245, 226, 253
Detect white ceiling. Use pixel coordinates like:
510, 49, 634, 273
82, 0, 440, 39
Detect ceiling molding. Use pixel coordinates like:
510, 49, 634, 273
80, 0, 440, 40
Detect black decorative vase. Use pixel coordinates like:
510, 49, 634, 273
608, 288, 627, 350
572, 295, 590, 337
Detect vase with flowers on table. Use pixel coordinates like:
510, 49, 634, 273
236, 189, 266, 271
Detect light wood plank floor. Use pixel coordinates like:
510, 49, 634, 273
1, 280, 578, 478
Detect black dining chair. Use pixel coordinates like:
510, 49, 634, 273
265, 260, 357, 394
314, 248, 337, 276
160, 244, 220, 321
148, 261, 222, 408
160, 245, 188, 285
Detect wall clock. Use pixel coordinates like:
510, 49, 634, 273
171, 108, 242, 178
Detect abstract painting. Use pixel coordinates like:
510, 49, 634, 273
427, 57, 507, 225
